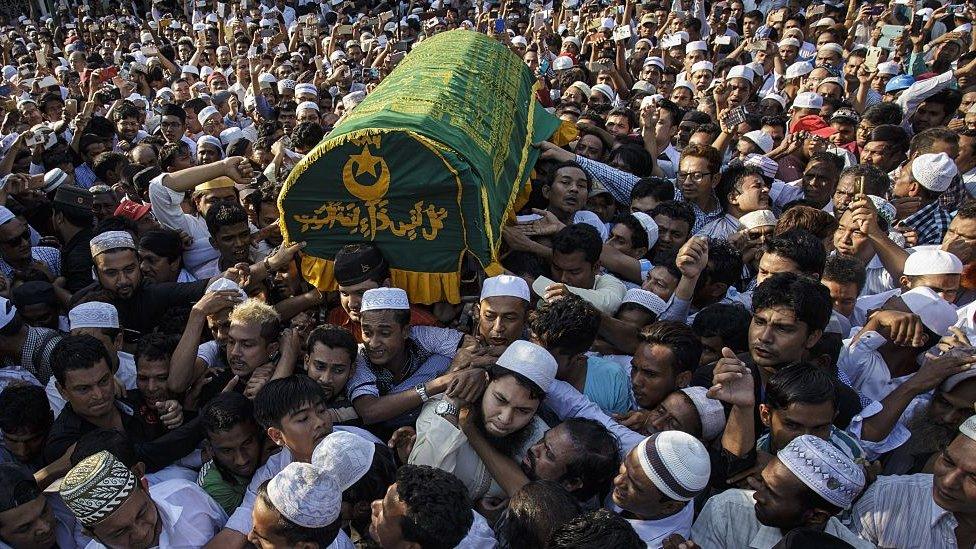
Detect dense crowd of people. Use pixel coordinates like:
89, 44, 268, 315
0, 0, 975, 547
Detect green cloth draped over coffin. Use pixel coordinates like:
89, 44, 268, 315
278, 29, 560, 304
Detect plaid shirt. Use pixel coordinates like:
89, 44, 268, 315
0, 246, 61, 279
901, 200, 953, 245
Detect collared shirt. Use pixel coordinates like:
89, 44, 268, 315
0, 326, 61, 385
852, 473, 960, 548
901, 200, 953, 245
84, 479, 227, 549
74, 163, 97, 189
860, 254, 897, 297
838, 331, 911, 402
532, 273, 627, 316
691, 488, 875, 549
697, 213, 740, 239
756, 425, 866, 461
627, 500, 694, 548
0, 245, 61, 279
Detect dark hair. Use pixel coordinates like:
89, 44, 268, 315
680, 143, 722, 174
205, 202, 250, 236
766, 362, 839, 412
868, 124, 909, 155
158, 103, 186, 123
606, 107, 636, 129
0, 464, 40, 515
823, 255, 867, 293
640, 321, 703, 375
552, 224, 602, 265
560, 418, 620, 501
0, 385, 53, 435
291, 121, 325, 151
488, 364, 547, 400
617, 214, 650, 251
51, 334, 112, 385
910, 127, 960, 156
498, 481, 582, 548
703, 238, 743, 287
134, 332, 179, 365
92, 151, 128, 181
139, 228, 185, 261
656, 98, 682, 126
69, 429, 138, 468
52, 196, 95, 228
305, 324, 357, 363
650, 200, 695, 229
631, 177, 674, 204
201, 392, 257, 437
395, 465, 474, 549
763, 229, 827, 277
609, 144, 653, 177
256, 480, 341, 546
159, 141, 191, 171
94, 216, 138, 236
839, 164, 890, 197
346, 443, 397, 505
183, 97, 208, 114
547, 160, 593, 192
254, 375, 327, 430
920, 88, 962, 120
115, 104, 142, 123
717, 164, 766, 211
862, 102, 903, 125
753, 273, 832, 333
957, 199, 976, 221
528, 294, 600, 357
548, 509, 644, 549
774, 206, 839, 241
760, 115, 787, 134
692, 303, 752, 355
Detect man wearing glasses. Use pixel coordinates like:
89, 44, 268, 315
0, 206, 60, 283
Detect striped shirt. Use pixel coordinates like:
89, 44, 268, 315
852, 473, 961, 549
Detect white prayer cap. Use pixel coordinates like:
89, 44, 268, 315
480, 275, 530, 302
553, 75, 584, 94
0, 206, 15, 226
258, 72, 277, 86
644, 56, 665, 70
297, 101, 320, 114
69, 302, 120, 330
553, 55, 574, 71
877, 61, 900, 76
742, 130, 774, 154
679, 386, 726, 441
743, 154, 779, 180
295, 83, 318, 98
901, 286, 956, 335
360, 287, 410, 312
673, 31, 690, 43
622, 288, 667, 316
746, 62, 765, 79
495, 340, 558, 393
635, 432, 709, 502
181, 65, 200, 76
685, 40, 707, 53
778, 37, 801, 49
784, 61, 813, 79
90, 231, 135, 257
911, 152, 957, 193
632, 212, 659, 249
818, 76, 846, 91
904, 249, 963, 276
691, 61, 714, 74
196, 105, 219, 127
312, 431, 375, 491
778, 434, 865, 509
591, 83, 616, 102
818, 42, 843, 55
726, 65, 754, 82
277, 79, 297, 94
329, 51, 347, 64
739, 210, 777, 230
0, 296, 17, 329
792, 91, 824, 110
343, 91, 366, 111
206, 277, 247, 300
632, 80, 656, 94
960, 415, 976, 441
562, 36, 582, 50
674, 82, 694, 92
197, 135, 223, 154
219, 127, 245, 148
268, 462, 341, 528
1, 65, 15, 81
200, 66, 214, 80
763, 93, 787, 108
812, 17, 836, 27
511, 36, 527, 47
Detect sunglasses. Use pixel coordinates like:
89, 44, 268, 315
1, 229, 29, 246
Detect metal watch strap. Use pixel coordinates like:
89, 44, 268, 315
415, 383, 430, 403
438, 401, 460, 418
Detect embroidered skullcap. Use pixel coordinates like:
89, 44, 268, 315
784, 61, 813, 79
904, 249, 963, 276
196, 105, 219, 126
297, 101, 320, 113
219, 127, 245, 148
792, 91, 823, 109
495, 340, 558, 393
622, 288, 667, 316
197, 134, 223, 155
295, 83, 318, 97
480, 275, 530, 301
678, 387, 726, 441
739, 210, 777, 230
743, 154, 779, 180
631, 212, 659, 249
959, 415, 976, 441
69, 302, 120, 330
568, 81, 591, 97
206, 277, 247, 300
726, 65, 754, 82
0, 206, 15, 226
818, 42, 843, 55
866, 195, 895, 227
268, 462, 341, 528
360, 287, 410, 312
644, 56, 665, 70
742, 130, 773, 154
59, 451, 137, 527
635, 432, 710, 502
312, 430, 376, 490
685, 40, 707, 53
591, 83, 616, 102
876, 61, 900, 76
90, 230, 135, 257
777, 434, 865, 509
912, 152, 958, 193
691, 60, 713, 74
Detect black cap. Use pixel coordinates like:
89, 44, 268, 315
53, 184, 93, 212
334, 243, 389, 286
12, 280, 56, 307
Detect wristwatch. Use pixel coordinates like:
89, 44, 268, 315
435, 400, 459, 419
415, 383, 430, 403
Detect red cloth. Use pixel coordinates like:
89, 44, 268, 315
326, 304, 442, 343
790, 114, 837, 138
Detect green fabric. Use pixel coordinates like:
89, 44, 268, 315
280, 29, 559, 280
197, 460, 247, 515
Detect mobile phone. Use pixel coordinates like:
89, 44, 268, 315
494, 17, 506, 33
612, 25, 632, 41
722, 105, 748, 128
864, 46, 882, 71
366, 67, 380, 79
948, 4, 966, 14
911, 14, 925, 34
65, 23, 76, 29
390, 51, 406, 63
393, 41, 410, 52
715, 35, 733, 46
539, 58, 550, 75
25, 130, 44, 147
38, 76, 57, 88
313, 55, 323, 72
335, 24, 353, 36
868, 5, 884, 16
35, 49, 46, 67
533, 12, 545, 29
100, 66, 119, 82
0, 85, 11, 97
141, 44, 158, 56
261, 27, 275, 38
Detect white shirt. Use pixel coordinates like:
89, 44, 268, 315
691, 488, 875, 548
628, 500, 694, 548
837, 332, 911, 402
148, 177, 220, 278
544, 379, 644, 459
852, 473, 961, 548
84, 479, 227, 549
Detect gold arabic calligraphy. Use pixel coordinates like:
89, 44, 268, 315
293, 138, 449, 241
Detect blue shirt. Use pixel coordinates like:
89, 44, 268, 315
584, 356, 633, 415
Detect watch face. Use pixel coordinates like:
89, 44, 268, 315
435, 401, 450, 415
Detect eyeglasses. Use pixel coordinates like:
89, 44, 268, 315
1, 229, 29, 246
677, 171, 712, 183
